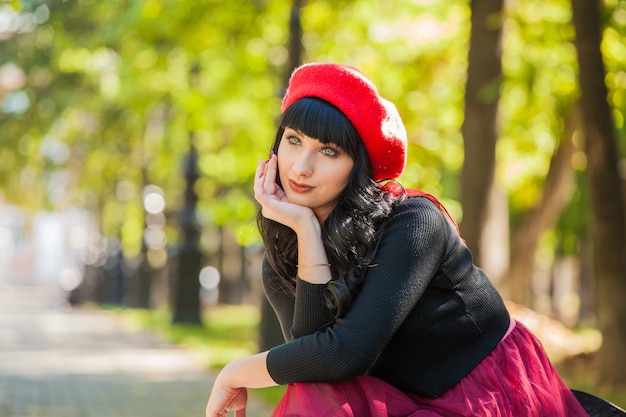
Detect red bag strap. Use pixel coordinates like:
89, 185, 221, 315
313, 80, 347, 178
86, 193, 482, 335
380, 182, 461, 236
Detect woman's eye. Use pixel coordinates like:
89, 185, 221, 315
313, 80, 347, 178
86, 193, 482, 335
287, 136, 300, 145
321, 147, 338, 157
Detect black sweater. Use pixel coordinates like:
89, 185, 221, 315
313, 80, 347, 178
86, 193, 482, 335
263, 196, 511, 398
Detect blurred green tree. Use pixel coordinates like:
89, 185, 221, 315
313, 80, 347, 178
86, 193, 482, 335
572, 0, 626, 386
460, 0, 504, 269
1, 0, 625, 386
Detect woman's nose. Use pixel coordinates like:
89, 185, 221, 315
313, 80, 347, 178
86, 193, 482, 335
292, 152, 314, 176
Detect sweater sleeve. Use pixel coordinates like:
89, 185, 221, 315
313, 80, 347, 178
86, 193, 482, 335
262, 255, 336, 341
266, 197, 451, 384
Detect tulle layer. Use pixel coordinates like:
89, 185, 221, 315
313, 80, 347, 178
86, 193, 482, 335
271, 320, 588, 417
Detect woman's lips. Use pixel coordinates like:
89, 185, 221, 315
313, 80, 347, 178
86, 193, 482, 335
289, 179, 314, 193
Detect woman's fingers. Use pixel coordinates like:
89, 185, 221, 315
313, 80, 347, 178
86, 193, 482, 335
254, 153, 298, 226
263, 153, 278, 194
254, 158, 268, 200
255, 158, 265, 180
255, 154, 281, 201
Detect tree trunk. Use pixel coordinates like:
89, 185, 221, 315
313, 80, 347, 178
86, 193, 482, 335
460, 0, 505, 265
258, 0, 304, 352
507, 107, 579, 305
217, 226, 249, 304
479, 181, 509, 291
283, 0, 304, 89
571, 0, 626, 384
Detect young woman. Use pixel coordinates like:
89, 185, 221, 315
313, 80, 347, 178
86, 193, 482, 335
205, 63, 588, 417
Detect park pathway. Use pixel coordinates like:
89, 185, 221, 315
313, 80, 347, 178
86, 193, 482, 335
0, 283, 275, 417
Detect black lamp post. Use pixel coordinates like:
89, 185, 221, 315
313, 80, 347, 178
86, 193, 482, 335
172, 137, 203, 324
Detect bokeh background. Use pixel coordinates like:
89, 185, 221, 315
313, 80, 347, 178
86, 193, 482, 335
1, 0, 625, 408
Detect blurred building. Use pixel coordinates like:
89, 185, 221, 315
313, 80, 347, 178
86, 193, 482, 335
0, 199, 95, 290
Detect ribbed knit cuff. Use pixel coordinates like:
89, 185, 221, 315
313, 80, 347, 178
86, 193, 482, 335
291, 278, 333, 339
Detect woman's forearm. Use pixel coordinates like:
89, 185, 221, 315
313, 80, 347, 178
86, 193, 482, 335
221, 351, 277, 389
295, 219, 332, 284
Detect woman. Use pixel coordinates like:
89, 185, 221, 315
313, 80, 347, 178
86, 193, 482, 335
205, 63, 588, 416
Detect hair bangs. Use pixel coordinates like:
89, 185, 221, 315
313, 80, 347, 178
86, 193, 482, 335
280, 97, 361, 159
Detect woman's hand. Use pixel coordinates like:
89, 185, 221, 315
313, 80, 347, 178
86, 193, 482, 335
205, 373, 248, 417
205, 352, 276, 417
254, 153, 319, 233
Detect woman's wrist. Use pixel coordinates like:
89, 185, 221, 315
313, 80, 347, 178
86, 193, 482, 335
220, 352, 277, 390
293, 215, 331, 284
293, 213, 322, 238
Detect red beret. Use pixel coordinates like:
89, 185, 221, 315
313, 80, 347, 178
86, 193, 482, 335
281, 63, 407, 182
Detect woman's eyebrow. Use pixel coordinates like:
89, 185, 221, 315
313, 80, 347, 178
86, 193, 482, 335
287, 127, 304, 135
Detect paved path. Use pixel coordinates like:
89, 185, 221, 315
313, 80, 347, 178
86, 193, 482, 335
0, 283, 275, 417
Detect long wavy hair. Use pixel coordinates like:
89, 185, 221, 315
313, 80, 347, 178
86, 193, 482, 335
257, 97, 398, 318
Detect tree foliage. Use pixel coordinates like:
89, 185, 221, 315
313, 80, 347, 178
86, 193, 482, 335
1, 0, 625, 315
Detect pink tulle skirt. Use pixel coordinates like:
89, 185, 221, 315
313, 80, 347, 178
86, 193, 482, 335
271, 320, 588, 417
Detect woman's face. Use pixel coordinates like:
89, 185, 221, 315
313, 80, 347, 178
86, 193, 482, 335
277, 127, 354, 222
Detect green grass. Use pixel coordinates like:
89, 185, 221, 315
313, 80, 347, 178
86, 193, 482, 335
115, 305, 286, 406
